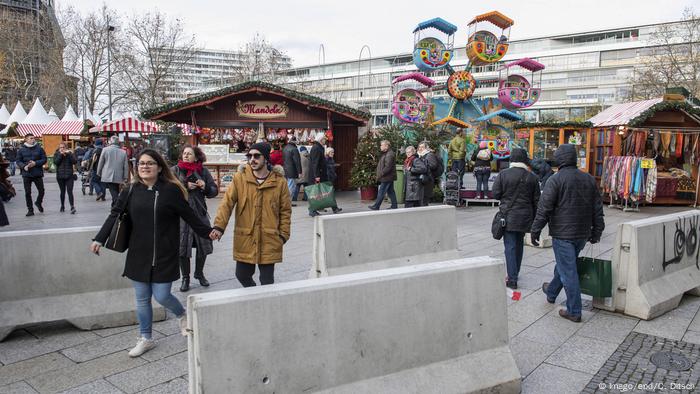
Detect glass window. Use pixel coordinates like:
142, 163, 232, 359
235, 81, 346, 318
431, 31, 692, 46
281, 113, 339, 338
533, 129, 560, 161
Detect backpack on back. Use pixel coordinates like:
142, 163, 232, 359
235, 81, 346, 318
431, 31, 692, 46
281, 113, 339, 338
432, 154, 444, 178
476, 149, 491, 161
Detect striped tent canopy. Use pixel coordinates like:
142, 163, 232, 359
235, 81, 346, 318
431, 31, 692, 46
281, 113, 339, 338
89, 117, 159, 134
42, 120, 87, 135
15, 124, 45, 137
14, 99, 52, 137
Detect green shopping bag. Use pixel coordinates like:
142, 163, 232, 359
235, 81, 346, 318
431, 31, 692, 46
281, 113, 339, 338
577, 254, 612, 298
306, 182, 336, 211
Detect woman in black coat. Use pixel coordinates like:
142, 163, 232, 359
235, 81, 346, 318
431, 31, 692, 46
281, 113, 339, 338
171, 145, 218, 292
54, 142, 78, 214
90, 149, 213, 358
492, 148, 541, 289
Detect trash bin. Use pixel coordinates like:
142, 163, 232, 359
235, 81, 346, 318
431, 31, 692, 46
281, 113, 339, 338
393, 165, 405, 204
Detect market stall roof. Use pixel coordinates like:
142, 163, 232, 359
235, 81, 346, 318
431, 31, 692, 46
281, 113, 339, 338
431, 116, 470, 128
0, 102, 27, 137
47, 107, 59, 122
391, 72, 436, 87
413, 18, 458, 35
42, 120, 87, 135
142, 81, 371, 122
474, 109, 522, 122
89, 117, 159, 134
499, 58, 545, 72
513, 120, 593, 129
468, 11, 514, 29
14, 99, 53, 137
62, 105, 79, 121
0, 104, 10, 125
588, 98, 662, 127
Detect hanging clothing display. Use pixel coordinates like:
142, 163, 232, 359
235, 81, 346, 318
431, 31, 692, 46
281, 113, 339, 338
601, 156, 655, 203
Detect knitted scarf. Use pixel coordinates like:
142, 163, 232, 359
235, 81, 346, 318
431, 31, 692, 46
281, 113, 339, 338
177, 160, 203, 177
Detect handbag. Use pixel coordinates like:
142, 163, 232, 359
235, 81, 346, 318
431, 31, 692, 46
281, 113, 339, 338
105, 184, 134, 252
491, 173, 527, 240
306, 181, 337, 211
577, 249, 612, 297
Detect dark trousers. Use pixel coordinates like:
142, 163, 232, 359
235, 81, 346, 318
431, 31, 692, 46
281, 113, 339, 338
105, 183, 120, 207
57, 177, 75, 208
235, 262, 275, 287
180, 252, 206, 278
451, 159, 465, 188
23, 177, 44, 211
9, 161, 16, 176
503, 231, 525, 281
91, 171, 104, 196
422, 180, 435, 206
405, 200, 421, 208
544, 238, 587, 317
372, 181, 397, 209
475, 169, 491, 193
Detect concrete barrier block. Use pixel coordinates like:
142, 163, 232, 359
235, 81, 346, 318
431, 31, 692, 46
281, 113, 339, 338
525, 224, 552, 248
311, 206, 460, 278
188, 257, 520, 393
0, 227, 164, 341
594, 210, 700, 320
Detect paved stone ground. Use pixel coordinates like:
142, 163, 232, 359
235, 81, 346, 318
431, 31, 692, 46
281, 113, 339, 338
1, 175, 699, 393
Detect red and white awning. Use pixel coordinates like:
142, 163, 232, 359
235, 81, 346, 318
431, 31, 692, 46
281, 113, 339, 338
89, 117, 159, 134
42, 120, 85, 135
16, 124, 44, 137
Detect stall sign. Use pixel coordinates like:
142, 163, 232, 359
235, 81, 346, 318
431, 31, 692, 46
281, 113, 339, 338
235, 100, 288, 119
199, 144, 229, 164
641, 159, 655, 169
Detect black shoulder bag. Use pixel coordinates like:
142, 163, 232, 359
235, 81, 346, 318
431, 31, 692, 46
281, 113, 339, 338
105, 184, 134, 252
491, 174, 527, 240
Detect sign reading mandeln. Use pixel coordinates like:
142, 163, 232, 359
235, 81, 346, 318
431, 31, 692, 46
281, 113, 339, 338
235, 100, 289, 119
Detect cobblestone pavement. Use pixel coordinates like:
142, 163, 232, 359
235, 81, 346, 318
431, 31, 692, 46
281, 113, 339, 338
1, 175, 699, 393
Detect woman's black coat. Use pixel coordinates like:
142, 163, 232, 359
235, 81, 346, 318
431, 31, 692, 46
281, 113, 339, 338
171, 165, 218, 258
492, 167, 541, 233
94, 179, 212, 283
53, 150, 77, 180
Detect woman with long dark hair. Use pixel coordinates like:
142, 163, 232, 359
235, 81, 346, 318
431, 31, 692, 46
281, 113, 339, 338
171, 145, 218, 292
54, 142, 78, 214
90, 149, 213, 357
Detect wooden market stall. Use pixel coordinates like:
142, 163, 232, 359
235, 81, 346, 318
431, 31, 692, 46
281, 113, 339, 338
142, 81, 371, 192
588, 95, 700, 208
512, 121, 593, 173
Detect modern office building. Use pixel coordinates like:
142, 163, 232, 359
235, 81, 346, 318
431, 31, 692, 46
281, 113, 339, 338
280, 20, 685, 127
161, 48, 292, 102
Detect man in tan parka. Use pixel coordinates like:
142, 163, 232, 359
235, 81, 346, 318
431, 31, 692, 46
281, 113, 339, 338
210, 142, 291, 287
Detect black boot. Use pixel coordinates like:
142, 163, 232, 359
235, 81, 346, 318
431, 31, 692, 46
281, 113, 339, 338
180, 276, 190, 292
194, 273, 210, 287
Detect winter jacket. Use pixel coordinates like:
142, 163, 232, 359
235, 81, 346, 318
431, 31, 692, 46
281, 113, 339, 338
376, 149, 397, 183
172, 165, 218, 259
282, 143, 302, 179
306, 141, 327, 184
2, 147, 16, 162
530, 158, 554, 190
471, 149, 493, 168
421, 151, 439, 199
326, 156, 338, 183
16, 144, 47, 178
97, 144, 129, 183
492, 166, 541, 233
269, 150, 283, 166
213, 164, 292, 265
53, 150, 77, 180
94, 179, 213, 283
404, 154, 428, 202
298, 151, 310, 185
0, 199, 7, 227
448, 135, 466, 161
531, 144, 605, 240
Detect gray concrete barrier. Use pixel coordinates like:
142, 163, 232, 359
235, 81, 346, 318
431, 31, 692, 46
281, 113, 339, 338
594, 210, 700, 320
187, 257, 520, 394
0, 227, 163, 341
310, 206, 460, 278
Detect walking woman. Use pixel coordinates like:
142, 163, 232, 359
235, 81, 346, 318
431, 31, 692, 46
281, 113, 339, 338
471, 141, 493, 199
403, 146, 428, 208
90, 149, 213, 357
171, 145, 218, 292
54, 142, 77, 214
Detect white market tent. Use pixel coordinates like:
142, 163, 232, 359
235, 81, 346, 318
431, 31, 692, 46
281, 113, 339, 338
0, 104, 10, 126
62, 105, 79, 121
0, 101, 28, 136
42, 105, 88, 136
17, 98, 53, 137
47, 107, 60, 122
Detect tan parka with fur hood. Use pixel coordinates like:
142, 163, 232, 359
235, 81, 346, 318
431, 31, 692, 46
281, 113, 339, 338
213, 164, 291, 264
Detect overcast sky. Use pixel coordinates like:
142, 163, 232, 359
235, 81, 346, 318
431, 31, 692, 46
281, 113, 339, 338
59, 0, 697, 67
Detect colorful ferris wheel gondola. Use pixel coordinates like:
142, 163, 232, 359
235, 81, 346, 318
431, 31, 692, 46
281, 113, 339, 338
412, 17, 458, 72
391, 72, 435, 124
497, 57, 545, 109
466, 11, 514, 66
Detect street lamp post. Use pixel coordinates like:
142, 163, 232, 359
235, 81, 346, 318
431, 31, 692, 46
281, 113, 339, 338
106, 24, 115, 121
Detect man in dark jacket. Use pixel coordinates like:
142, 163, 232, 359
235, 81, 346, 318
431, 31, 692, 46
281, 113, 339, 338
492, 148, 540, 289
307, 133, 340, 217
531, 144, 605, 323
15, 135, 47, 216
2, 144, 17, 176
418, 141, 440, 206
369, 140, 397, 210
282, 136, 302, 206
529, 158, 554, 190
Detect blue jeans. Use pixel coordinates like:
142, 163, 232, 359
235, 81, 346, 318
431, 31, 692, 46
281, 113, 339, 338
9, 161, 16, 176
503, 231, 525, 282
451, 159, 465, 188
545, 238, 587, 317
475, 169, 490, 193
132, 280, 185, 339
286, 178, 298, 201
372, 181, 397, 209
91, 171, 105, 196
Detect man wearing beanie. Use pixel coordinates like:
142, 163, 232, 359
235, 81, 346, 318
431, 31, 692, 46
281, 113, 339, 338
532, 144, 604, 323
492, 148, 540, 289
210, 142, 291, 287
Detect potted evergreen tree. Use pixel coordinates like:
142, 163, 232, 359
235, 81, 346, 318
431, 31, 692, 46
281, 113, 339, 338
350, 132, 379, 201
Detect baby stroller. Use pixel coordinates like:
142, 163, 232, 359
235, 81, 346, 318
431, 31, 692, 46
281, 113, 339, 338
443, 170, 461, 206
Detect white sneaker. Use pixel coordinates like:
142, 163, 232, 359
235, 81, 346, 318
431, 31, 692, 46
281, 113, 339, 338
128, 337, 156, 357
178, 314, 188, 337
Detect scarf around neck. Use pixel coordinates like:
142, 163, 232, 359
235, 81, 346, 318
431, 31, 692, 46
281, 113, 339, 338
510, 162, 529, 170
24, 141, 36, 148
177, 160, 203, 177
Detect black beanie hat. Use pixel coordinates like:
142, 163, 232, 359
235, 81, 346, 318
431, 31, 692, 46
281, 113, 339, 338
510, 148, 529, 164
249, 142, 271, 162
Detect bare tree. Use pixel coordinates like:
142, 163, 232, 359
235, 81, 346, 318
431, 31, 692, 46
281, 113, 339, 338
232, 33, 290, 84
119, 10, 198, 112
628, 7, 700, 100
